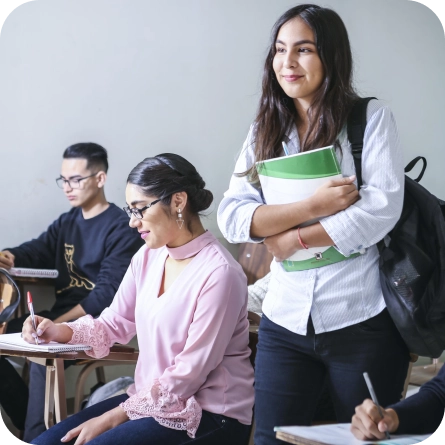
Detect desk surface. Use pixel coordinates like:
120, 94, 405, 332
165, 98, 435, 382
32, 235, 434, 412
0, 345, 139, 361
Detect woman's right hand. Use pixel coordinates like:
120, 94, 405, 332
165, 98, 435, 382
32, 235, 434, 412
22, 316, 72, 344
310, 175, 359, 217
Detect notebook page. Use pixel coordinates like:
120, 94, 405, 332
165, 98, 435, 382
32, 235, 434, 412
0, 332, 91, 352
274, 424, 430, 445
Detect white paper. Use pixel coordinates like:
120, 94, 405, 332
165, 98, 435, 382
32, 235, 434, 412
274, 423, 430, 445
0, 332, 90, 352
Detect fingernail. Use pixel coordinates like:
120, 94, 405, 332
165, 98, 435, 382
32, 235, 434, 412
381, 422, 388, 431
37, 329, 43, 336
32, 333, 37, 338
61, 436, 67, 442
349, 175, 356, 180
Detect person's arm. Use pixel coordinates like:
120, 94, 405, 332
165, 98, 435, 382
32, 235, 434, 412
217, 127, 358, 244
320, 104, 404, 257
351, 399, 399, 440
388, 365, 445, 435
0, 250, 15, 269
24, 256, 139, 359
351, 366, 445, 439
77, 223, 142, 317
119, 264, 248, 438
4, 215, 63, 269
247, 272, 271, 316
53, 304, 86, 323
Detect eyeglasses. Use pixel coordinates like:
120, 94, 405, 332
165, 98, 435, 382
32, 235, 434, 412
123, 199, 161, 219
56, 173, 98, 189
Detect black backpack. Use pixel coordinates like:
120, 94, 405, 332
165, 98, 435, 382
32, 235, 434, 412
348, 97, 445, 358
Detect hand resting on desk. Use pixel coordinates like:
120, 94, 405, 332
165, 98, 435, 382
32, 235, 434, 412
0, 250, 15, 269
351, 398, 399, 440
22, 315, 74, 345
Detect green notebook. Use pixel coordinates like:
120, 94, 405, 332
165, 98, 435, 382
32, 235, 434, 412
257, 145, 359, 271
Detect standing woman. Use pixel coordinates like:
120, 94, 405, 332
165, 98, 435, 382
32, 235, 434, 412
218, 4, 409, 444
23, 153, 254, 445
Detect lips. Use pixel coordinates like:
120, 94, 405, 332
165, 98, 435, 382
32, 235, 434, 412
282, 75, 304, 82
139, 231, 150, 240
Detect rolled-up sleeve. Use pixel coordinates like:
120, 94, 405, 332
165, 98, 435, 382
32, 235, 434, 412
320, 105, 404, 256
217, 128, 265, 244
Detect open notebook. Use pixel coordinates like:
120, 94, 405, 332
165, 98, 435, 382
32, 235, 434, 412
8, 267, 59, 279
0, 332, 91, 353
274, 424, 430, 445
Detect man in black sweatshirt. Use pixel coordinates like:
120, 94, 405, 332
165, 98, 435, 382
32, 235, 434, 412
0, 142, 143, 439
351, 365, 445, 439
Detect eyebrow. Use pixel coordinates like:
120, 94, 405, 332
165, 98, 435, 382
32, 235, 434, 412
60, 175, 83, 180
275, 39, 316, 46
128, 200, 147, 207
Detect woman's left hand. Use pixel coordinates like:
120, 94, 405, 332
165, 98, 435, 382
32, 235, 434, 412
264, 229, 299, 262
61, 407, 129, 445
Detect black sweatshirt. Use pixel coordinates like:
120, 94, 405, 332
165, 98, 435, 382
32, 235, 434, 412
6, 204, 143, 316
389, 364, 445, 435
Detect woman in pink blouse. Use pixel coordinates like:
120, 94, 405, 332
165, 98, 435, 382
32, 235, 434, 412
23, 153, 254, 445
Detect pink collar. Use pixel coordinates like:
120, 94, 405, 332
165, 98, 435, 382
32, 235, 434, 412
166, 231, 214, 260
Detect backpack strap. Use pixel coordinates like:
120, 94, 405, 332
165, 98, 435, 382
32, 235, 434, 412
347, 97, 377, 189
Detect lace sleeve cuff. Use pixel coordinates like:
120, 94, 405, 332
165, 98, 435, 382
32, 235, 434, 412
65, 315, 111, 359
120, 379, 202, 438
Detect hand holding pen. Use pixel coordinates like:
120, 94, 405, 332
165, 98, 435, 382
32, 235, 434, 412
27, 291, 40, 345
363, 372, 390, 439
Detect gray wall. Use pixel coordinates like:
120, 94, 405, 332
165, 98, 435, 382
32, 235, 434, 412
0, 0, 444, 422
0, 0, 444, 249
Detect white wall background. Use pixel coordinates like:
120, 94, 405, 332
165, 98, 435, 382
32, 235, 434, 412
0, 0, 444, 249
0, 1, 444, 440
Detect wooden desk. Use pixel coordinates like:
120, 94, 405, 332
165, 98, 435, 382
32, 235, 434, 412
0, 345, 138, 429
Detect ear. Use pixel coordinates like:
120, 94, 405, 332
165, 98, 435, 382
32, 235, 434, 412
171, 191, 188, 215
96, 171, 107, 189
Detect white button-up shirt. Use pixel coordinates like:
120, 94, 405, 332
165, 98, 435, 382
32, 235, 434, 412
217, 99, 404, 335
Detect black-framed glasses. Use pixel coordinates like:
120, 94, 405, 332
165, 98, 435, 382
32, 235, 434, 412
55, 173, 98, 189
123, 199, 161, 219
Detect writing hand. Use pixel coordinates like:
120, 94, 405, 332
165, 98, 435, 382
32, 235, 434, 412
22, 316, 73, 344
351, 398, 399, 440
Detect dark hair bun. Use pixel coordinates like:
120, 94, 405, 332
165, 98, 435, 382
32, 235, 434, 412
127, 153, 214, 215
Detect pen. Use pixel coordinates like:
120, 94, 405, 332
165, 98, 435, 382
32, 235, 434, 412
282, 141, 290, 156
363, 372, 390, 440
27, 291, 40, 346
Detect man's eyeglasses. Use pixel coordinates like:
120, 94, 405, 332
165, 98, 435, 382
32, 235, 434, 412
123, 199, 161, 219
56, 173, 98, 189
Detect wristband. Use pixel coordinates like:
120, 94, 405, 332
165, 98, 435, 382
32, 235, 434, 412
297, 227, 309, 250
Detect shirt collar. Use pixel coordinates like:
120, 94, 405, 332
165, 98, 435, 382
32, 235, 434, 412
166, 230, 214, 260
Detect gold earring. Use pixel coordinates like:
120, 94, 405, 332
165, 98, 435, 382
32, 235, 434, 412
176, 208, 184, 229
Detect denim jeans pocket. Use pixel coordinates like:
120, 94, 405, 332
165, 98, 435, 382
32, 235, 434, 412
353, 309, 394, 334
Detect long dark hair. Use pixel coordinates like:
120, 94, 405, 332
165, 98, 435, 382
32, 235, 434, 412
127, 153, 213, 216
245, 4, 359, 182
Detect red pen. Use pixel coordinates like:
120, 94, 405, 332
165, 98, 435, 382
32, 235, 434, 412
27, 291, 39, 346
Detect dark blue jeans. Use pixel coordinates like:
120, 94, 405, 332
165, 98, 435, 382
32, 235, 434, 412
32, 394, 251, 445
254, 310, 410, 445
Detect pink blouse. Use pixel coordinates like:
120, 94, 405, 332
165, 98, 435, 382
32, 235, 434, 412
66, 231, 254, 438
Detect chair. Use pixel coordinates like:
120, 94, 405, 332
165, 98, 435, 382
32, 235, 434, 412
408, 357, 442, 388
0, 268, 21, 335
238, 243, 273, 285
72, 344, 138, 413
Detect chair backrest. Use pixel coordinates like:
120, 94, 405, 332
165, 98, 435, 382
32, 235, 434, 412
0, 268, 21, 333
237, 243, 273, 285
